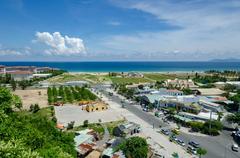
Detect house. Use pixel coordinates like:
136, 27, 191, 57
102, 148, 125, 158
113, 122, 141, 137
7, 71, 33, 81
83, 102, 109, 112
195, 88, 226, 96
74, 129, 97, 157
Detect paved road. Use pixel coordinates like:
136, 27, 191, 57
93, 85, 240, 158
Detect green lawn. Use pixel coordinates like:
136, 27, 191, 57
144, 73, 176, 81
109, 77, 153, 84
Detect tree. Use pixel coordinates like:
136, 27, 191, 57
67, 121, 75, 130
10, 79, 16, 91
227, 113, 240, 125
197, 148, 207, 158
120, 136, 148, 158
30, 104, 40, 113
18, 80, 28, 90
83, 120, 89, 127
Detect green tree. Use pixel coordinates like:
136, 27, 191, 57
197, 148, 207, 158
120, 136, 148, 158
227, 113, 240, 125
10, 79, 16, 91
30, 104, 40, 113
18, 80, 28, 90
83, 120, 89, 127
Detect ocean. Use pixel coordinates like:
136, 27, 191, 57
0, 61, 240, 72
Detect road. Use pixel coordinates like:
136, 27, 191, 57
93, 85, 240, 158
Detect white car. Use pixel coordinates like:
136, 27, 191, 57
232, 143, 239, 152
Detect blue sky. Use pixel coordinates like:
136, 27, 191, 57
0, 0, 240, 61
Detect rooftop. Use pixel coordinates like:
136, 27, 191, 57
6, 71, 33, 75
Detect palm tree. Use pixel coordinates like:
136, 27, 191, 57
197, 148, 207, 158
217, 112, 223, 121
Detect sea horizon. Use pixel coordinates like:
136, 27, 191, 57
0, 61, 240, 72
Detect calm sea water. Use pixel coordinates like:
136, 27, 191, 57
0, 61, 240, 72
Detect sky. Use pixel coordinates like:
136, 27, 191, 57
0, 0, 240, 61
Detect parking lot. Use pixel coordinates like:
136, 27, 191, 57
54, 104, 123, 127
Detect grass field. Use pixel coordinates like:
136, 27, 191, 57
109, 76, 153, 84
144, 73, 176, 81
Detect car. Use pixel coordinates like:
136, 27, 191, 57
232, 143, 239, 152
169, 135, 178, 142
187, 145, 197, 155
188, 141, 200, 148
171, 128, 180, 135
161, 129, 170, 136
177, 139, 185, 146
142, 108, 149, 112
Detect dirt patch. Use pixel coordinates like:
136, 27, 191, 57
14, 89, 48, 109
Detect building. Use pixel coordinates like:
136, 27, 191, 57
102, 148, 125, 158
5, 66, 37, 73
32, 73, 52, 78
7, 71, 33, 81
226, 81, 240, 89
198, 100, 223, 112
175, 111, 218, 122
164, 78, 198, 89
74, 129, 98, 157
195, 88, 226, 96
0, 65, 6, 74
83, 102, 109, 112
127, 72, 144, 78
86, 150, 101, 158
151, 88, 183, 96
113, 122, 141, 137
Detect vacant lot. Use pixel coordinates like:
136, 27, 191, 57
54, 105, 123, 127
144, 73, 176, 81
109, 76, 153, 84
14, 89, 48, 109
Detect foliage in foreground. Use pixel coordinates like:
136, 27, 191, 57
118, 136, 148, 158
0, 87, 76, 158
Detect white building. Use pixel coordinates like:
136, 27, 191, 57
7, 71, 33, 81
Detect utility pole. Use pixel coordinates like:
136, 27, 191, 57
209, 110, 212, 136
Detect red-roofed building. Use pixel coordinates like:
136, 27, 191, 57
7, 71, 33, 81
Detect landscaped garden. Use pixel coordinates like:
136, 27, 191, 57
47, 86, 97, 104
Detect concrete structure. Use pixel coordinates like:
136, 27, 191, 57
195, 88, 225, 96
113, 122, 141, 137
151, 88, 183, 96
83, 102, 109, 112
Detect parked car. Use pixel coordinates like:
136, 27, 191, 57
232, 143, 239, 152
142, 108, 149, 112
161, 129, 170, 136
188, 141, 200, 148
187, 145, 197, 155
171, 128, 180, 135
169, 135, 178, 142
177, 139, 185, 146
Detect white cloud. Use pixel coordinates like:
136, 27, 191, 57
108, 21, 121, 26
0, 49, 22, 56
35, 32, 86, 55
103, 0, 240, 60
